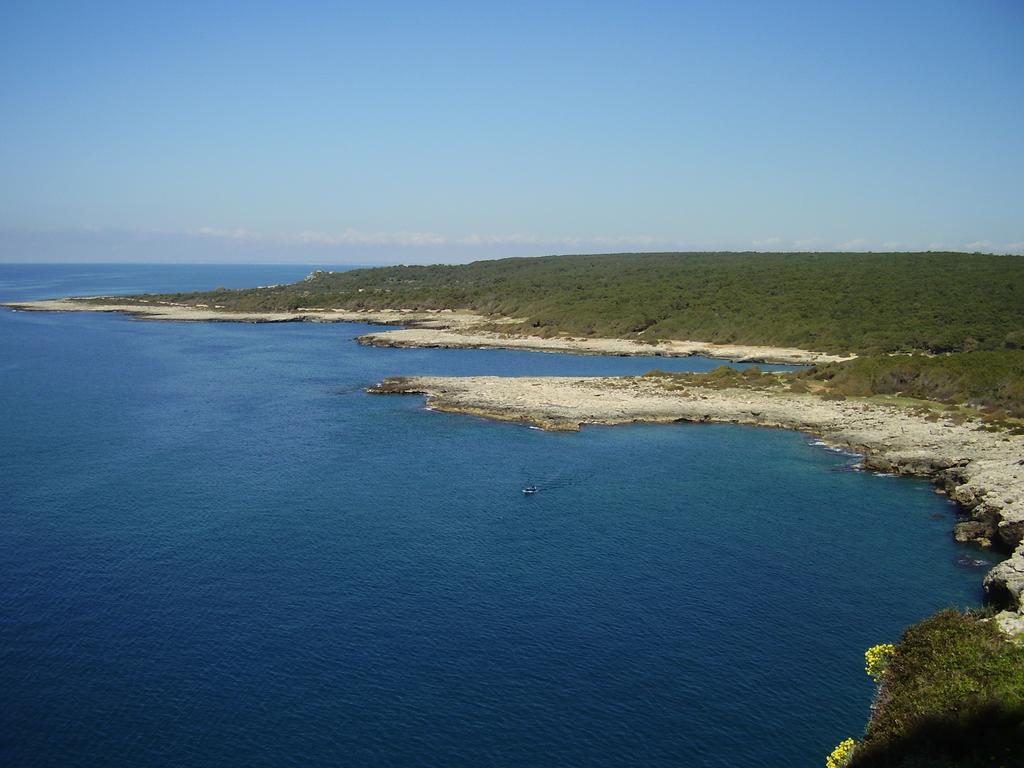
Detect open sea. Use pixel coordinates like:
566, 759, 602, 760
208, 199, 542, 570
0, 264, 999, 767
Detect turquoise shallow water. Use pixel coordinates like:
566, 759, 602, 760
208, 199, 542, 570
0, 265, 997, 767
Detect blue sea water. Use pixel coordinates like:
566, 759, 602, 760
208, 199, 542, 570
0, 264, 998, 767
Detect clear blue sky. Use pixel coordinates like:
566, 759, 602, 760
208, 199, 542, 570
1, 0, 1022, 263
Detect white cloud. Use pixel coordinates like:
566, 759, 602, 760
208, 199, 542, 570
194, 226, 261, 241
296, 229, 449, 247
188, 226, 676, 250
42, 226, 1024, 259
457, 233, 542, 246
453, 232, 662, 248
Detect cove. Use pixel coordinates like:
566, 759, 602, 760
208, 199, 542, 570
0, 265, 997, 767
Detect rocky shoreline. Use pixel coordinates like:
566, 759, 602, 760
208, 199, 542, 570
355, 327, 850, 366
368, 374, 1024, 636
3, 299, 847, 366
1, 299, 488, 328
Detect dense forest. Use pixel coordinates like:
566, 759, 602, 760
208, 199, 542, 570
109, 251, 1024, 355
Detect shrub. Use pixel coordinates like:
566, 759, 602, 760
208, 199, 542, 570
849, 610, 1024, 768
826, 738, 857, 768
804, 351, 1024, 417
864, 644, 896, 683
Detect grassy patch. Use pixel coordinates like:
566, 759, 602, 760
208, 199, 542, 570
642, 365, 788, 391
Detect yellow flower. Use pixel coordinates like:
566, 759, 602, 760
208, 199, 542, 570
865, 643, 896, 682
825, 737, 856, 768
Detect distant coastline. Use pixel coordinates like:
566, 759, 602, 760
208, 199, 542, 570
1, 298, 478, 328
3, 298, 846, 366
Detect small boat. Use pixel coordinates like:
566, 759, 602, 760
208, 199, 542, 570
522, 485, 538, 495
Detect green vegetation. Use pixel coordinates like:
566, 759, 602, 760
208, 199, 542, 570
800, 350, 1024, 418
643, 352, 1024, 425
99, 251, 1024, 355
642, 365, 786, 391
848, 610, 1024, 768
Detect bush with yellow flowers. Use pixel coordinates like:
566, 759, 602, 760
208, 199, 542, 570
825, 737, 856, 768
864, 643, 895, 683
